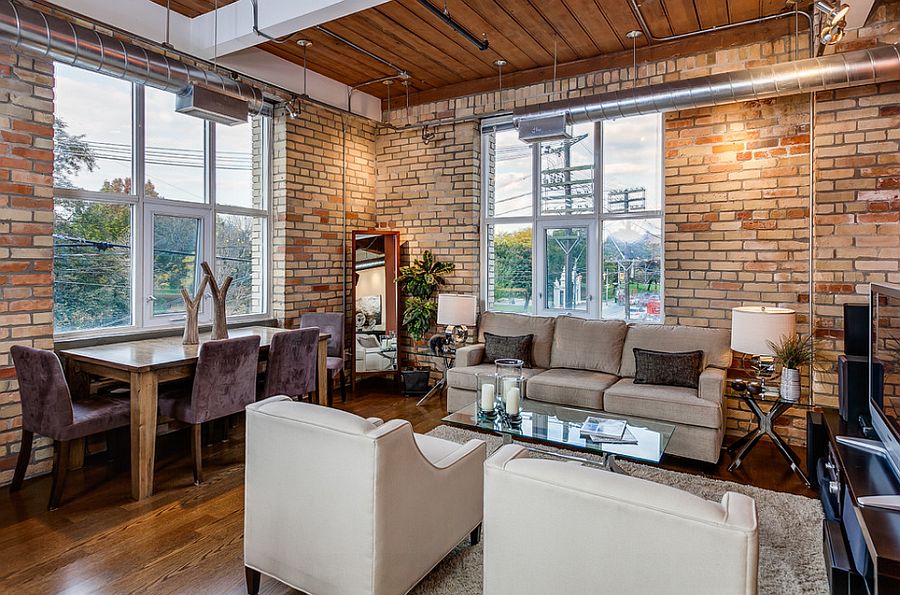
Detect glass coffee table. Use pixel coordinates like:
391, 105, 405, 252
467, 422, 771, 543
443, 399, 675, 473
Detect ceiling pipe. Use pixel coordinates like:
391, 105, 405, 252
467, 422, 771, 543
315, 25, 408, 78
513, 44, 900, 126
0, 0, 269, 116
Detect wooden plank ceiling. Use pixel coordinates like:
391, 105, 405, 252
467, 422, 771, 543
152, 0, 799, 106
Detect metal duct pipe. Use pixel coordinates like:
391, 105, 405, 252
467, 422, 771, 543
0, 1, 268, 116
514, 44, 900, 125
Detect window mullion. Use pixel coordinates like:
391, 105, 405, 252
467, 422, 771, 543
134, 83, 146, 330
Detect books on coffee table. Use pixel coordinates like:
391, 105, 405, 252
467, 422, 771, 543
580, 416, 639, 445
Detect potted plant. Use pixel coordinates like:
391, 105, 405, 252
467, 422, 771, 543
396, 250, 455, 395
767, 334, 816, 402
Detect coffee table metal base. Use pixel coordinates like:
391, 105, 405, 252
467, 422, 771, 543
501, 434, 626, 474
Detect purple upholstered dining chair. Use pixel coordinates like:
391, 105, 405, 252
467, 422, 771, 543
158, 335, 261, 485
300, 312, 347, 403
262, 328, 318, 401
9, 345, 131, 510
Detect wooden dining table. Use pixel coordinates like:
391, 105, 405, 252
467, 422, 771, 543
57, 326, 331, 501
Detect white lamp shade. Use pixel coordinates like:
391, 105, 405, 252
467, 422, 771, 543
437, 294, 477, 326
730, 306, 796, 355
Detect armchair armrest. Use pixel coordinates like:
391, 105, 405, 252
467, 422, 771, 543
428, 438, 487, 469
455, 343, 485, 367
699, 367, 727, 403
366, 417, 384, 427
485, 444, 530, 470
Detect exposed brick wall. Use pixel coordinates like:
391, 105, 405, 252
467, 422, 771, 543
0, 47, 55, 485
271, 103, 377, 333
375, 123, 481, 356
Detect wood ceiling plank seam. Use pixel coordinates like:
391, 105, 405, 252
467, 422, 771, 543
527, 0, 605, 58
372, 2, 495, 78
491, 0, 581, 63
693, 0, 731, 29
324, 20, 460, 88
458, 0, 554, 65
591, 0, 646, 49
661, 0, 701, 34
637, 0, 676, 37
442, 0, 542, 69
560, 0, 627, 53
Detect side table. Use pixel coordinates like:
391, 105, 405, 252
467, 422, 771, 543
403, 348, 456, 406
726, 380, 814, 487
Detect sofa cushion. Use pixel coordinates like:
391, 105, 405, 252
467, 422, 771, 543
549, 317, 627, 375
447, 364, 547, 392
619, 325, 732, 378
633, 348, 704, 389
527, 369, 619, 410
603, 378, 722, 429
479, 312, 556, 369
484, 332, 534, 367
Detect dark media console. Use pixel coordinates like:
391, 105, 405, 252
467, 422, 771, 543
811, 410, 900, 594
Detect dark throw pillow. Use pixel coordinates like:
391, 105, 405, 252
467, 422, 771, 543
632, 348, 704, 389
483, 332, 534, 368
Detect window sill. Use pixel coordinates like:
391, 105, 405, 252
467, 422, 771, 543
54, 316, 279, 350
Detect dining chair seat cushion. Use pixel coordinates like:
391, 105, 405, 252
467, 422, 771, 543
60, 396, 132, 441
326, 356, 344, 373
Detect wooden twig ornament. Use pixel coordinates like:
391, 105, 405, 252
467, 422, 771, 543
180, 275, 209, 345
200, 261, 232, 340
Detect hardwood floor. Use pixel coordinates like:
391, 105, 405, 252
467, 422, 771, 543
1, 380, 817, 594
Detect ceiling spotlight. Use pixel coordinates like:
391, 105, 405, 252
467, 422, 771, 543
494, 59, 507, 68
626, 30, 643, 39
814, 2, 849, 46
296, 39, 312, 47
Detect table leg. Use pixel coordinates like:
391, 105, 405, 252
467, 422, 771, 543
130, 371, 159, 500
769, 425, 812, 487
316, 337, 329, 406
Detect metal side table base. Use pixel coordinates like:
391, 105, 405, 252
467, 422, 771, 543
416, 376, 446, 406
727, 396, 811, 487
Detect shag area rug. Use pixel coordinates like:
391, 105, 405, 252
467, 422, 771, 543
411, 425, 828, 595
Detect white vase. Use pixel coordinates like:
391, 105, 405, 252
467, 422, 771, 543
780, 368, 801, 402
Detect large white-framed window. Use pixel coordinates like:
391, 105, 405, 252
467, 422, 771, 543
481, 113, 663, 323
52, 63, 272, 336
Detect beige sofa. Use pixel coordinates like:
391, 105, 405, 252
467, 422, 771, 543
447, 312, 732, 463
484, 445, 758, 594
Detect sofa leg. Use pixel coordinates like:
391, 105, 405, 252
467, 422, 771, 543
470, 524, 482, 546
245, 566, 261, 595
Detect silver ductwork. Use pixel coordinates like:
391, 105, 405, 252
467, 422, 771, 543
514, 44, 900, 127
0, 1, 268, 116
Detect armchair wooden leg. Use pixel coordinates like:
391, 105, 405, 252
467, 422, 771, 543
245, 566, 261, 595
48, 440, 71, 510
10, 429, 33, 492
340, 369, 347, 403
191, 424, 203, 485
470, 523, 482, 546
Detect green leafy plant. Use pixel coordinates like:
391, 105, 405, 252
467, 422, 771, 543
767, 334, 817, 370
396, 250, 455, 341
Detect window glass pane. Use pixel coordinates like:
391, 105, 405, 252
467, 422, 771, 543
54, 64, 133, 192
216, 214, 265, 315
216, 116, 267, 209
152, 214, 201, 315
544, 227, 589, 312
602, 114, 662, 214
602, 219, 662, 323
540, 122, 594, 215
53, 199, 132, 332
488, 128, 532, 218
145, 87, 205, 203
486, 223, 533, 313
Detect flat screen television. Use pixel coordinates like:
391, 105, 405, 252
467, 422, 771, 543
869, 283, 900, 477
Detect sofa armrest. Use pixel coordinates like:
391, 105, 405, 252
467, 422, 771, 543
699, 367, 727, 403
455, 343, 485, 367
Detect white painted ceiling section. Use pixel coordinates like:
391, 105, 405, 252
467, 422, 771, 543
45, 0, 384, 120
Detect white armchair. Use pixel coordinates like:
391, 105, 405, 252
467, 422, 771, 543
244, 396, 486, 595
483, 445, 759, 595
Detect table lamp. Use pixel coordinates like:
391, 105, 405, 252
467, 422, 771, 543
731, 306, 796, 388
437, 294, 477, 347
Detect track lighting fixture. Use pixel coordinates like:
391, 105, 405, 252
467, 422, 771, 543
417, 0, 489, 51
421, 124, 435, 144
814, 2, 850, 46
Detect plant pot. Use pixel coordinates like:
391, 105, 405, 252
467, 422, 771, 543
780, 368, 801, 402
401, 367, 431, 396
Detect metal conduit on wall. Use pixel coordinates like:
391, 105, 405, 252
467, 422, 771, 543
513, 44, 900, 125
0, 0, 270, 116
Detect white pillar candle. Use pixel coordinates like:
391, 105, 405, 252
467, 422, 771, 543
480, 383, 495, 411
501, 377, 516, 402
505, 387, 520, 415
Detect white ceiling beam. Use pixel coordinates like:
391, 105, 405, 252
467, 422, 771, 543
191, 0, 391, 59
844, 0, 877, 30
41, 0, 383, 120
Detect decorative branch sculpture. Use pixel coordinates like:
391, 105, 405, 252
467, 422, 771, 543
180, 275, 209, 346
201, 261, 232, 340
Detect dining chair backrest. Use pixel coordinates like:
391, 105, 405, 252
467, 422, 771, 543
10, 345, 74, 436
301, 312, 344, 358
262, 328, 318, 400
189, 335, 261, 424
